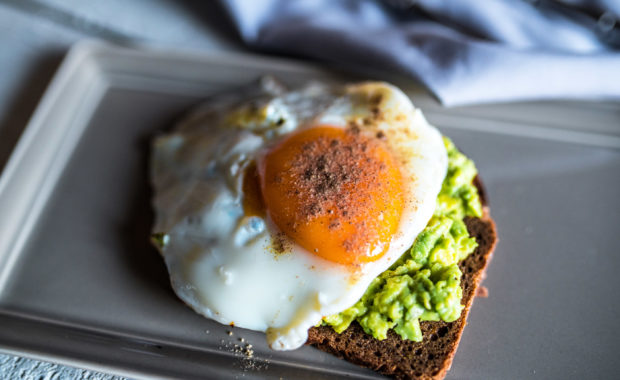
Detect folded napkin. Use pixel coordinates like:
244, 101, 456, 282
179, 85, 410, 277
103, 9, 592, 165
219, 0, 620, 105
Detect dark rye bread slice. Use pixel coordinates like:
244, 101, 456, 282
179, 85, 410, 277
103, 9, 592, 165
307, 176, 497, 380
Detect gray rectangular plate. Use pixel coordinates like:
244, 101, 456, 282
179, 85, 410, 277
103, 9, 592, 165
0, 41, 618, 379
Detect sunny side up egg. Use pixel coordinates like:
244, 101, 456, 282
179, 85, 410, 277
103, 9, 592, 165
150, 80, 447, 350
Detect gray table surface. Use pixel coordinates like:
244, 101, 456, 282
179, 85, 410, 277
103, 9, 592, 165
0, 1, 239, 378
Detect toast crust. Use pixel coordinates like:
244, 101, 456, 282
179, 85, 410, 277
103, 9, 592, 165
307, 177, 497, 380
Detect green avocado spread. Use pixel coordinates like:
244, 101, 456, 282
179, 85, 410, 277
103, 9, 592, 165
322, 137, 482, 342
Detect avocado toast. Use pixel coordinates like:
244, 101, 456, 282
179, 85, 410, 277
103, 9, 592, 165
308, 161, 497, 379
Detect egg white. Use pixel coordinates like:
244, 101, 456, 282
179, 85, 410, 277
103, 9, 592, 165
150, 81, 447, 350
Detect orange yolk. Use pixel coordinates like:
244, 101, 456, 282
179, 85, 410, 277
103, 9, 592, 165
258, 126, 404, 266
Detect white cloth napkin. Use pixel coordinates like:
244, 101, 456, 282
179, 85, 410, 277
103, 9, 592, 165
220, 0, 620, 105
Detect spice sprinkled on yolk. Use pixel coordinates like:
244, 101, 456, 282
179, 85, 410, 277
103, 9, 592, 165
258, 126, 404, 265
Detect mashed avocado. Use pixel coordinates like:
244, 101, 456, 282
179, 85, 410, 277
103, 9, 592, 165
323, 137, 482, 342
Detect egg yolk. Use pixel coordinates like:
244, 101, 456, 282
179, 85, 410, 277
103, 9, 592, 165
258, 126, 404, 266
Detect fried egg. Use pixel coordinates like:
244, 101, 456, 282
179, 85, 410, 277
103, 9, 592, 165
150, 79, 447, 350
